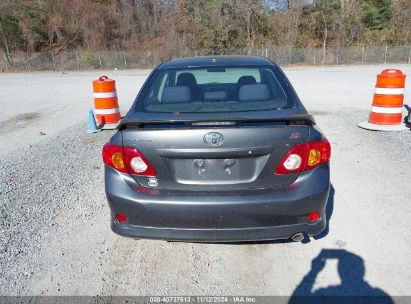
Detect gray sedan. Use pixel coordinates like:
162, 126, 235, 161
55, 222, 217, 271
102, 56, 331, 242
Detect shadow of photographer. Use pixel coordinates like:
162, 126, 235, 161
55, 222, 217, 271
288, 249, 393, 304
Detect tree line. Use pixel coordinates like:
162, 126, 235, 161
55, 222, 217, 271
0, 0, 410, 66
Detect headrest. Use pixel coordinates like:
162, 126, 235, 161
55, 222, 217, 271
237, 75, 257, 86
176, 73, 197, 87
161, 86, 191, 103
238, 84, 270, 101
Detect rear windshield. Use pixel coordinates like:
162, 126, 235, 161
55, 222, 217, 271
137, 66, 294, 113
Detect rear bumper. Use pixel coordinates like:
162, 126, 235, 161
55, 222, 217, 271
105, 163, 330, 242
111, 216, 326, 242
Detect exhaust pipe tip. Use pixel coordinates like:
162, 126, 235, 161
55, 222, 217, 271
291, 232, 304, 242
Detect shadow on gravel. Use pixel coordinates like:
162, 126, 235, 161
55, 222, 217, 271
288, 249, 394, 304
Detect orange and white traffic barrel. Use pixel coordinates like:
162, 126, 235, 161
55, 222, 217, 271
358, 69, 408, 131
92, 76, 121, 129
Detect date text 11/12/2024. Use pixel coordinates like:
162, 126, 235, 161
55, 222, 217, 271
149, 296, 257, 303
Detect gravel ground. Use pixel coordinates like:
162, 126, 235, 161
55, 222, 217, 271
0, 65, 410, 297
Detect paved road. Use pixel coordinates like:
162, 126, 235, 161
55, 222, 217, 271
0, 65, 410, 297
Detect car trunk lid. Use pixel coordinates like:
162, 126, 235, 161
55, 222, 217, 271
121, 119, 311, 191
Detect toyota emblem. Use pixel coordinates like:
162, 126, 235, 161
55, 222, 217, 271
203, 132, 224, 146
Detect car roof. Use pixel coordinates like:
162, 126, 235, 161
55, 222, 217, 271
158, 56, 274, 69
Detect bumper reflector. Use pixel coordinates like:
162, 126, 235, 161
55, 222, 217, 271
307, 212, 320, 223
115, 213, 128, 224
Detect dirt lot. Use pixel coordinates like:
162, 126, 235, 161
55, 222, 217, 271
0, 65, 410, 297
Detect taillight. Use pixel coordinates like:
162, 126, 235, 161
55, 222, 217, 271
306, 139, 331, 170
102, 144, 127, 173
123, 146, 157, 176
275, 139, 330, 174
274, 143, 309, 174
102, 144, 157, 176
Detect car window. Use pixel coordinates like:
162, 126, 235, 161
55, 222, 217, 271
156, 72, 169, 101
139, 66, 292, 113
